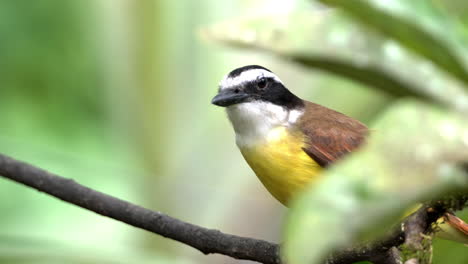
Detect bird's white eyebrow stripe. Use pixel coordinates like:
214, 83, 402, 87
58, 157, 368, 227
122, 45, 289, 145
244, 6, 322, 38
219, 69, 282, 90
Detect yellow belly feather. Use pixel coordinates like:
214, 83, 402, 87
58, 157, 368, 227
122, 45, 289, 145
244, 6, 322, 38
239, 127, 321, 206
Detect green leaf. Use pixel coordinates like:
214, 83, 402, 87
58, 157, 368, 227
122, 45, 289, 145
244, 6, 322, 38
202, 10, 468, 114
288, 54, 432, 101
319, 0, 468, 86
434, 0, 468, 42
432, 208, 468, 264
283, 100, 468, 264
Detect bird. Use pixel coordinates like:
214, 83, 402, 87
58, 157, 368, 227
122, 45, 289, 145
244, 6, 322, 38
211, 65, 468, 243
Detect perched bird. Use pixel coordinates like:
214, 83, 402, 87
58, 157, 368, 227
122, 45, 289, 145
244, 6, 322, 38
212, 65, 468, 242
212, 65, 367, 205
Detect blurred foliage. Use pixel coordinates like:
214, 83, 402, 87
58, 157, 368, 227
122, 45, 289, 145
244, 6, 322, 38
1, 0, 468, 264
285, 100, 468, 263
204, 0, 468, 264
0, 1, 105, 147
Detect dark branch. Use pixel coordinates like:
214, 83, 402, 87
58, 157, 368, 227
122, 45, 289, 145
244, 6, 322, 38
0, 153, 280, 264
326, 225, 404, 264
326, 199, 459, 264
404, 205, 431, 251
0, 153, 465, 264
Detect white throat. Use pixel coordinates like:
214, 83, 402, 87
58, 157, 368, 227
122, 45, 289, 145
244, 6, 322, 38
226, 101, 303, 147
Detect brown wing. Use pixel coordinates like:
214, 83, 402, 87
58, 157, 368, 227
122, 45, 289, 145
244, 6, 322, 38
298, 101, 368, 167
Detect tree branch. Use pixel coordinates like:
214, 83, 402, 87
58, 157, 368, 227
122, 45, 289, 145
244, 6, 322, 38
0, 153, 280, 264
0, 153, 465, 264
326, 225, 404, 264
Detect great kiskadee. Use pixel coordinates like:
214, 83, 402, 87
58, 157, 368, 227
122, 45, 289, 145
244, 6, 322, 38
212, 65, 468, 242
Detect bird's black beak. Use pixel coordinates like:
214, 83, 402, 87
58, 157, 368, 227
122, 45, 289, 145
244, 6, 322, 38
211, 89, 249, 107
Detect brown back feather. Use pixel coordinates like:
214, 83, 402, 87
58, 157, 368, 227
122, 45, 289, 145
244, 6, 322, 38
298, 101, 368, 167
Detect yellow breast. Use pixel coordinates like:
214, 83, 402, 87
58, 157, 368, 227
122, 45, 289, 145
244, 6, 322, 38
239, 126, 322, 206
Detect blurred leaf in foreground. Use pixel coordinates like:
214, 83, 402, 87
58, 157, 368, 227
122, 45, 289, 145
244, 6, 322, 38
434, 0, 468, 42
319, 0, 468, 86
201, 8, 468, 114
283, 100, 468, 264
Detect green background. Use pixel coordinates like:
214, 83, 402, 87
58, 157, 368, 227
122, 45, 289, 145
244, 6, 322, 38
0, 1, 467, 263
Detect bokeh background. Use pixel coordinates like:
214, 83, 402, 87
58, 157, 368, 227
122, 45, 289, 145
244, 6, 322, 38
0, 0, 467, 263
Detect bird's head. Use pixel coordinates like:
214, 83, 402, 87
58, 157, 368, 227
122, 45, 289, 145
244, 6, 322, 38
212, 65, 302, 109
212, 65, 304, 144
